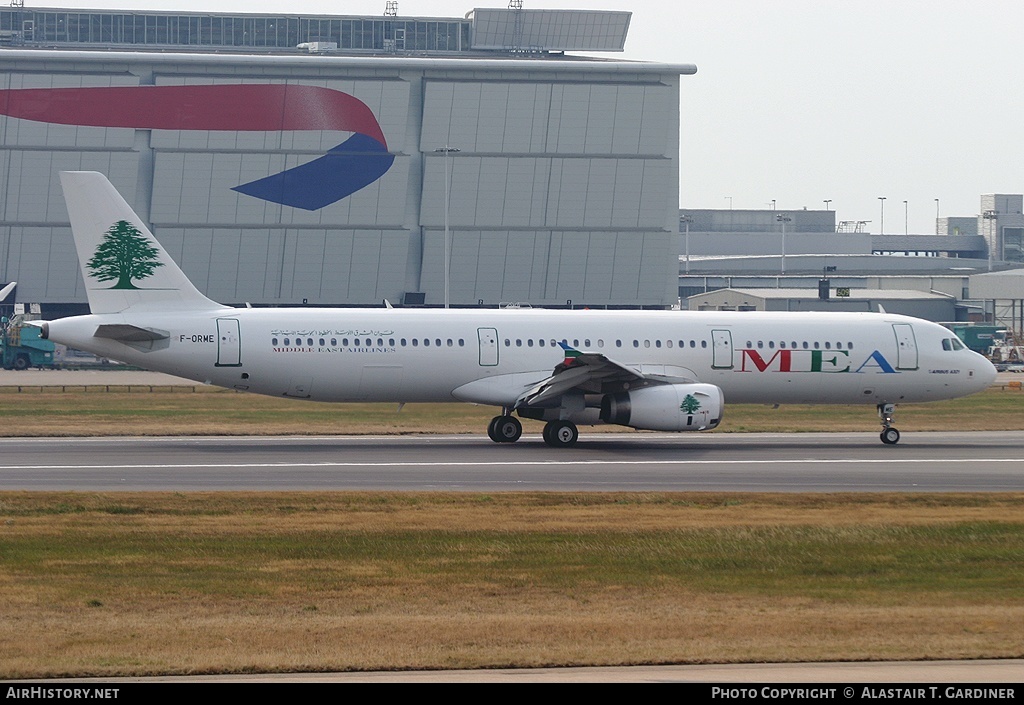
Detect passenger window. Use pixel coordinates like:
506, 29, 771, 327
655, 340, 662, 348
616, 340, 622, 347
307, 338, 313, 346
539, 339, 546, 347
516, 339, 522, 347
701, 340, 707, 348
633, 340, 640, 348
272, 338, 279, 346
401, 338, 407, 346
435, 339, 441, 347
412, 339, 418, 347
447, 339, 453, 347
825, 342, 831, 349
459, 339, 465, 346
332, 338, 338, 346
644, 340, 650, 348
584, 339, 591, 347
528, 339, 534, 347
319, 338, 325, 346
768, 341, 775, 349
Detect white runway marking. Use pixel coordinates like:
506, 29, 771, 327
2, 457, 1022, 470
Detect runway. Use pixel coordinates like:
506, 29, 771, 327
2, 431, 1023, 492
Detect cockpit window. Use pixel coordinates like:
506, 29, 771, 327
951, 337, 965, 350
942, 338, 966, 351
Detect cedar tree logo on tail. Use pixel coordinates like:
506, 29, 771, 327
86, 220, 164, 289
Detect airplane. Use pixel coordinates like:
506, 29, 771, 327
37, 171, 997, 447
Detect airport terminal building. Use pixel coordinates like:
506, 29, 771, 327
0, 6, 695, 314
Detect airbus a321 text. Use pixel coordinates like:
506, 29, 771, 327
38, 172, 997, 447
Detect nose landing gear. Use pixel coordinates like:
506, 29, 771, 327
878, 403, 900, 445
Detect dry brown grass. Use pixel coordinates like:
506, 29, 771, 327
1, 493, 1022, 678
0, 385, 1021, 437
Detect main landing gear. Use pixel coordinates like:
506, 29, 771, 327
878, 403, 900, 445
486, 413, 579, 448
542, 419, 578, 448
487, 413, 522, 443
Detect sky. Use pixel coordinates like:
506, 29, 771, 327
20, 0, 1024, 235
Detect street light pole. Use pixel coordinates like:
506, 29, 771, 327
681, 215, 693, 274
982, 209, 998, 272
776, 213, 791, 275
903, 200, 908, 236
434, 146, 460, 308
878, 197, 886, 235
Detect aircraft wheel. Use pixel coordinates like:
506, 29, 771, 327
492, 415, 522, 443
880, 427, 900, 445
486, 416, 502, 443
543, 420, 578, 448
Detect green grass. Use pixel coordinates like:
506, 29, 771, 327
3, 494, 1022, 605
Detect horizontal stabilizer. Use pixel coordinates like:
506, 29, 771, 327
94, 324, 169, 342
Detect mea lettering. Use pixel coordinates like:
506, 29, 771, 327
739, 348, 897, 374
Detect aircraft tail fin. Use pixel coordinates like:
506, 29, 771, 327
59, 171, 223, 314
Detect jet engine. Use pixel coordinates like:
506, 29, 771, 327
600, 383, 723, 432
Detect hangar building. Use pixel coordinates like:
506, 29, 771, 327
0, 6, 695, 315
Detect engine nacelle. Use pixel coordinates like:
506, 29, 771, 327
600, 383, 724, 432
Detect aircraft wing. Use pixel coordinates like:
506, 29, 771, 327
514, 343, 673, 408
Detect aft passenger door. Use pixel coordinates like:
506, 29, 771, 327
215, 318, 241, 367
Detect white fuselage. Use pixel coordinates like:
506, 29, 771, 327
45, 307, 996, 410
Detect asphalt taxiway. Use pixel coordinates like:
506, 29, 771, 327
1, 431, 1022, 492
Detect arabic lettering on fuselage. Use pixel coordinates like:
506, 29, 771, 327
271, 329, 395, 337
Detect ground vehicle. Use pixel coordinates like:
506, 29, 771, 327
1, 315, 56, 370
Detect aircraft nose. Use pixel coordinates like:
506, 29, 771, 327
975, 356, 998, 389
